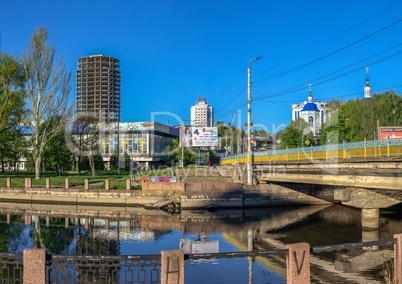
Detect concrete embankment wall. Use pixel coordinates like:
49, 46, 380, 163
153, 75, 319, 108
0, 187, 161, 207
0, 182, 333, 209
0, 170, 333, 209
179, 182, 333, 209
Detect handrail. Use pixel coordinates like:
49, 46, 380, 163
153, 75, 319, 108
221, 139, 402, 164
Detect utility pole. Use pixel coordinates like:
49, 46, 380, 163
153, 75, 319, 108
247, 56, 262, 185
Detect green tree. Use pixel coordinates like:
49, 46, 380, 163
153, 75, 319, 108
162, 138, 198, 167
0, 53, 26, 171
0, 128, 27, 172
278, 118, 312, 148
22, 27, 72, 179
68, 115, 100, 176
43, 133, 73, 175
0, 53, 26, 134
320, 91, 402, 143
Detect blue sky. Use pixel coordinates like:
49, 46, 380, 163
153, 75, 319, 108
2, 0, 402, 134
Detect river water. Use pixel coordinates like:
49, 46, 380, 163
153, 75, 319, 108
1, 202, 401, 283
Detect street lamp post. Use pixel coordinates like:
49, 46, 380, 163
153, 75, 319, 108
247, 56, 262, 186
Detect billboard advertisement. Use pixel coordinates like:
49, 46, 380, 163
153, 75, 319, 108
379, 127, 402, 140
180, 127, 219, 147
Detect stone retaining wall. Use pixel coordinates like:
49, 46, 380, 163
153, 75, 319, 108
0, 187, 158, 207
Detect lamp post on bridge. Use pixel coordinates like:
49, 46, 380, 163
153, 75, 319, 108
247, 56, 262, 186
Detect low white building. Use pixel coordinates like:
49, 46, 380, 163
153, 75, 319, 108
99, 122, 179, 170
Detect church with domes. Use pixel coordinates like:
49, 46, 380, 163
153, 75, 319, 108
291, 68, 373, 137
291, 84, 331, 136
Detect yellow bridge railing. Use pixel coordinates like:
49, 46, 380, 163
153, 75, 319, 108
221, 139, 402, 165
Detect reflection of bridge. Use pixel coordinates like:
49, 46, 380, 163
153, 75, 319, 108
219, 205, 396, 283
221, 140, 402, 240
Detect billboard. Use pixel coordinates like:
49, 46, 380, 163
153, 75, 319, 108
379, 127, 402, 140
180, 127, 219, 147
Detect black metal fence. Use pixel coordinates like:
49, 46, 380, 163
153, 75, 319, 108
0, 252, 23, 284
48, 254, 161, 284
0, 237, 400, 284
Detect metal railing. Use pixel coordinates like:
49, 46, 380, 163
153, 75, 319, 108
221, 139, 402, 165
0, 252, 23, 283
1, 235, 401, 284
48, 254, 161, 284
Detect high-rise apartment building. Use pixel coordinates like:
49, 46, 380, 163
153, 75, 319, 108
190, 98, 214, 127
76, 54, 121, 123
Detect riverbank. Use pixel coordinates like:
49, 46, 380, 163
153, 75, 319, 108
0, 181, 332, 212
0, 166, 334, 210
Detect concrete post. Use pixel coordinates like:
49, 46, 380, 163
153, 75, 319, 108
126, 179, 131, 190
6, 177, 11, 187
46, 178, 51, 189
65, 217, 69, 228
23, 249, 47, 284
395, 233, 402, 284
84, 217, 89, 230
105, 179, 110, 190
362, 229, 380, 250
161, 250, 184, 284
248, 229, 254, 251
84, 179, 89, 190
362, 208, 380, 230
25, 178, 32, 188
65, 179, 69, 189
46, 216, 50, 227
6, 213, 10, 223
286, 242, 310, 284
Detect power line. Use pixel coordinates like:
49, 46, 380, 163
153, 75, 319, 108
213, 11, 402, 124
253, 17, 402, 84
253, 47, 402, 101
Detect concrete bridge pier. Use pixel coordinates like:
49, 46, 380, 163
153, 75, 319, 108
361, 208, 381, 249
335, 187, 401, 244
361, 208, 380, 231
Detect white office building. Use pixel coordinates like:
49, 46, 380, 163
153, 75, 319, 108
190, 98, 214, 127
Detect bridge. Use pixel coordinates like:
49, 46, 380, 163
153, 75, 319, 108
220, 139, 402, 233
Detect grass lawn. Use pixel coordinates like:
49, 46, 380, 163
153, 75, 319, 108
0, 170, 137, 190
0, 167, 183, 189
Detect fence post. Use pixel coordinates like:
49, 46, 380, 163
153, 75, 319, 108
105, 179, 110, 190
364, 138, 367, 158
25, 178, 32, 188
286, 242, 310, 284
6, 177, 11, 187
342, 140, 346, 159
126, 179, 131, 190
161, 250, 184, 284
23, 249, 47, 284
46, 178, 51, 189
84, 179, 89, 190
387, 139, 390, 157
65, 178, 69, 189
395, 233, 402, 284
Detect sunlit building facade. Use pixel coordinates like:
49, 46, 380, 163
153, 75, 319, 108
190, 98, 214, 127
99, 122, 179, 169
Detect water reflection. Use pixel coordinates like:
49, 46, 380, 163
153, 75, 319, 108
1, 202, 402, 283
